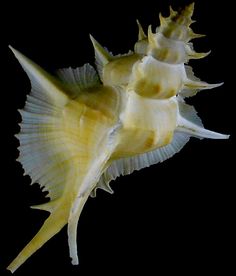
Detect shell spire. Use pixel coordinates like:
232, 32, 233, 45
146, 3, 210, 64
158, 3, 202, 42
175, 2, 195, 26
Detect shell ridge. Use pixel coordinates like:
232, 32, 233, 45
57, 63, 100, 97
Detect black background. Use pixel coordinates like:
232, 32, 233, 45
2, 0, 235, 275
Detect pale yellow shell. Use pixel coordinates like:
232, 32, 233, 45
7, 3, 229, 273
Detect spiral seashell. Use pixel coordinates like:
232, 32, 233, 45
7, 3, 229, 273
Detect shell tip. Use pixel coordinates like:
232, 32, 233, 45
9, 45, 18, 58
8, 45, 19, 57
6, 264, 15, 274
136, 19, 146, 40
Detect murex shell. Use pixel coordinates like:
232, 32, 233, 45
8, 3, 229, 273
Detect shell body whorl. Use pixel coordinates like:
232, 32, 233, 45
113, 93, 178, 158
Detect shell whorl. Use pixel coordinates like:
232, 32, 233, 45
158, 3, 196, 41
89, 3, 220, 100
147, 3, 208, 64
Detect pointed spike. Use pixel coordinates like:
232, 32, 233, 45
97, 180, 114, 194
9, 45, 50, 80
9, 45, 44, 78
7, 208, 67, 273
169, 6, 177, 17
136, 19, 147, 40
89, 35, 113, 66
184, 2, 195, 17
188, 50, 211, 59
184, 80, 223, 91
30, 204, 51, 212
68, 195, 89, 266
190, 19, 196, 24
159, 12, 167, 26
188, 2, 195, 10
147, 25, 156, 47
189, 31, 206, 39
177, 117, 230, 140
9, 45, 67, 102
31, 200, 59, 213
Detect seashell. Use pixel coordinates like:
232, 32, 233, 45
7, 3, 229, 273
